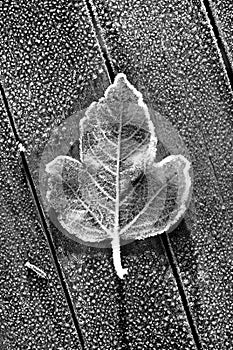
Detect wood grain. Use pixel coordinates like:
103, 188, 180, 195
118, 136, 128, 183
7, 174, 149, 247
0, 104, 82, 349
92, 0, 233, 349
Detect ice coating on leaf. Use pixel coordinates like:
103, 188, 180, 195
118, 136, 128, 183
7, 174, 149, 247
121, 154, 192, 240
80, 74, 157, 166
44, 73, 193, 278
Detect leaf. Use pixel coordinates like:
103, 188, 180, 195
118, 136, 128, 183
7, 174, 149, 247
42, 73, 193, 279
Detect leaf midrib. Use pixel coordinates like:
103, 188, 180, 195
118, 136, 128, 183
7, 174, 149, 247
114, 104, 123, 238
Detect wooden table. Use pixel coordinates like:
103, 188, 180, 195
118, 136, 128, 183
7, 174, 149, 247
0, 1, 232, 349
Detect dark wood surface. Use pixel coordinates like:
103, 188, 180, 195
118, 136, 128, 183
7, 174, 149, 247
0, 1, 232, 349
93, 1, 233, 349
0, 104, 82, 349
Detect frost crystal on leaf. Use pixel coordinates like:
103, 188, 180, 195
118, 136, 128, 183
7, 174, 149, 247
44, 73, 193, 279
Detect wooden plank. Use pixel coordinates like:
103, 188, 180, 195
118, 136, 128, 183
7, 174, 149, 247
0, 0, 200, 348
209, 0, 233, 65
0, 106, 82, 349
91, 0, 233, 349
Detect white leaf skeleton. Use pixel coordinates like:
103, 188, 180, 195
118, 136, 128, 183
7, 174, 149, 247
43, 73, 193, 279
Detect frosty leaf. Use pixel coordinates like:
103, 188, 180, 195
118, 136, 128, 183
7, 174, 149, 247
120, 154, 192, 240
44, 73, 193, 279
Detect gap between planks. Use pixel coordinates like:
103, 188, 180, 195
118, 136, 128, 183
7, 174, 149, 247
84, 1, 206, 349
201, 0, 233, 91
0, 82, 87, 350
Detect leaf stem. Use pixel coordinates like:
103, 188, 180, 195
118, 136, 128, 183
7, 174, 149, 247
111, 235, 128, 279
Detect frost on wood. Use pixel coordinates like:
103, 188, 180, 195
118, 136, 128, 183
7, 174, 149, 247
41, 73, 193, 279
